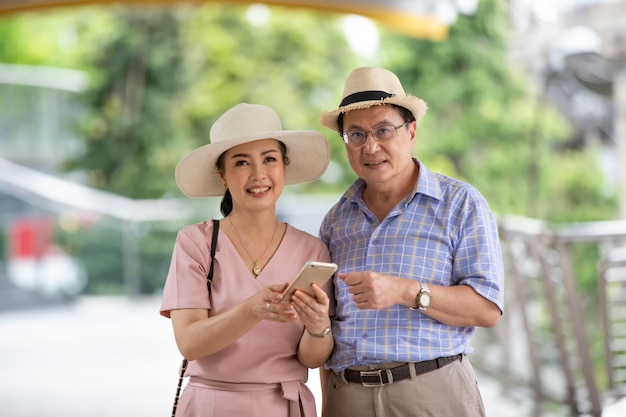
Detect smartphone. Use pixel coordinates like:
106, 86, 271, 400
280, 261, 337, 302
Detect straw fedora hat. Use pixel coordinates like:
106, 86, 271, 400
176, 103, 330, 197
320, 67, 428, 132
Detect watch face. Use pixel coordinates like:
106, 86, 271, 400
419, 292, 431, 307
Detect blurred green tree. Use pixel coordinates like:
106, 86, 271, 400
63, 7, 192, 198
379, 0, 615, 222
0, 1, 618, 296
60, 4, 358, 199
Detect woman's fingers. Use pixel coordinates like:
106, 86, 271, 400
264, 299, 298, 321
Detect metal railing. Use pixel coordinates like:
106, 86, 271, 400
473, 215, 626, 416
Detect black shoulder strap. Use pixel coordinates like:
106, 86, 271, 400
207, 219, 220, 293
172, 219, 220, 417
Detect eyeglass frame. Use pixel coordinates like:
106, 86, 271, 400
340, 122, 410, 147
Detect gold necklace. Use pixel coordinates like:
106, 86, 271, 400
228, 216, 279, 277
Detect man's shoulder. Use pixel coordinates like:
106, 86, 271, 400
432, 171, 486, 200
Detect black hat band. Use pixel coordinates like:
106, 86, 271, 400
339, 90, 393, 107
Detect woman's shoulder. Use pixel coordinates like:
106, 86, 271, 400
178, 220, 218, 241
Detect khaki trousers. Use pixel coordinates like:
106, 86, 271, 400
324, 356, 485, 417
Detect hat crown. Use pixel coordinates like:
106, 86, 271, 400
319, 66, 428, 132
342, 67, 406, 99
210, 103, 282, 144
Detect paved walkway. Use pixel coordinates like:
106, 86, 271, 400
0, 296, 623, 416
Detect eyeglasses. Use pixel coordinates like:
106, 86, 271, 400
341, 122, 410, 147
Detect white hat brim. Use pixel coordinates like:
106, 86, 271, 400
175, 130, 330, 197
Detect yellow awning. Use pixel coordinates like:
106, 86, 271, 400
0, 0, 453, 40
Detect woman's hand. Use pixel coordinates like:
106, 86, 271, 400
259, 283, 299, 322
290, 283, 331, 334
293, 283, 334, 368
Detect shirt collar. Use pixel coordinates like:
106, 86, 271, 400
414, 159, 443, 202
344, 158, 443, 205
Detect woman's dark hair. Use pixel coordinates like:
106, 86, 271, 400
216, 140, 289, 216
336, 104, 415, 133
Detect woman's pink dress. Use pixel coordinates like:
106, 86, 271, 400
160, 220, 332, 417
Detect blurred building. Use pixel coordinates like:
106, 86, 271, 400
508, 0, 626, 212
0, 64, 91, 307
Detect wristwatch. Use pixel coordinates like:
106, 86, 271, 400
307, 326, 331, 338
410, 281, 431, 311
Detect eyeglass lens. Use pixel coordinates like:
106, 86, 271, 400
343, 123, 408, 146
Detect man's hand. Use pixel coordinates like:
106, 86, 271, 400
339, 271, 409, 310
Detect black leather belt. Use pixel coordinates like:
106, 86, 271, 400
343, 354, 462, 386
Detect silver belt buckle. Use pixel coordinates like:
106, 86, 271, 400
360, 369, 394, 386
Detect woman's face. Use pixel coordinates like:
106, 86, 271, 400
220, 139, 286, 213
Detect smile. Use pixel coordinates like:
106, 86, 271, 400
248, 186, 270, 194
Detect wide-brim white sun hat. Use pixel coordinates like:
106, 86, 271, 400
320, 66, 428, 132
176, 103, 330, 197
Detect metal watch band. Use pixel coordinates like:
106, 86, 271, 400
307, 326, 331, 338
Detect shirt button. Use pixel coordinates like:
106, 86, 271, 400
362, 333, 368, 339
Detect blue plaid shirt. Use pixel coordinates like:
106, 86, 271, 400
320, 159, 504, 372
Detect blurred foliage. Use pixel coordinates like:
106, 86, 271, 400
139, 226, 181, 293
57, 220, 127, 294
64, 7, 192, 198
380, 0, 615, 222
0, 8, 111, 67
53, 4, 360, 198
56, 218, 181, 295
0, 1, 615, 219
0, 0, 618, 301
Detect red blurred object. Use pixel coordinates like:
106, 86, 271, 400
8, 216, 55, 259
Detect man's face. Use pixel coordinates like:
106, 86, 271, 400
341, 105, 416, 187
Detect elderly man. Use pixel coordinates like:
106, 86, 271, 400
318, 67, 504, 417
